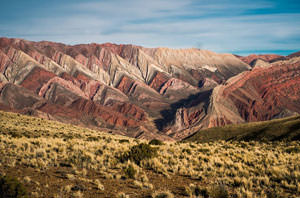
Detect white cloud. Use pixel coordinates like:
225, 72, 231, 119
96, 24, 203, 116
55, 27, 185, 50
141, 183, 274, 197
1, 0, 299, 55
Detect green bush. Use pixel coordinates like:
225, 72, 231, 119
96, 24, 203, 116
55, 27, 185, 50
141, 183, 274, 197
0, 175, 28, 198
119, 139, 130, 144
95, 149, 103, 156
119, 143, 158, 165
87, 136, 100, 141
182, 148, 192, 155
8, 131, 22, 138
149, 139, 164, 145
124, 164, 137, 179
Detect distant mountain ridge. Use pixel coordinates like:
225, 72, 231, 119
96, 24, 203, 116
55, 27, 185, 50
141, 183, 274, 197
0, 37, 299, 140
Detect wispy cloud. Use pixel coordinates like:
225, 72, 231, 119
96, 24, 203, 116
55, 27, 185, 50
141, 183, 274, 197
0, 0, 299, 55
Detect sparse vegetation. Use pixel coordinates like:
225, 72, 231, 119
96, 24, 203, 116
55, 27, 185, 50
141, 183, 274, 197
0, 110, 299, 198
0, 175, 28, 198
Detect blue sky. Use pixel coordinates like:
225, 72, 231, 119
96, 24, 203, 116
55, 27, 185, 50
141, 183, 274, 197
0, 0, 299, 55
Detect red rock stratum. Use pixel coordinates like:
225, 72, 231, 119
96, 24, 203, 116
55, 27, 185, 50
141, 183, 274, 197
0, 37, 299, 140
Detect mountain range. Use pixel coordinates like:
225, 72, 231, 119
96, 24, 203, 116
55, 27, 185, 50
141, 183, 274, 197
0, 37, 299, 140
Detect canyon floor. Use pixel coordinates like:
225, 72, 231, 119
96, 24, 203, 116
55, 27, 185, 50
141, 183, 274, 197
0, 110, 299, 198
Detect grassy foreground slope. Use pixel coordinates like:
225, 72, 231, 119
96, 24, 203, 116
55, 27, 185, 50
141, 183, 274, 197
184, 115, 300, 142
0, 110, 300, 198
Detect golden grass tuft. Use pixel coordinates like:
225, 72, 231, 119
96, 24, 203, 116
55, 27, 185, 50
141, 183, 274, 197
0, 111, 299, 197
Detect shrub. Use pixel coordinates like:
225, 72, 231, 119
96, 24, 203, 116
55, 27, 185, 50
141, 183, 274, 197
182, 148, 191, 155
265, 189, 281, 198
133, 180, 143, 189
198, 148, 210, 154
0, 175, 28, 198
193, 185, 209, 198
118, 192, 130, 198
209, 184, 228, 198
8, 131, 22, 138
152, 190, 174, 198
94, 179, 104, 191
87, 136, 100, 141
73, 191, 83, 198
149, 139, 164, 145
185, 184, 209, 198
95, 149, 103, 155
119, 143, 158, 165
119, 139, 130, 144
285, 146, 300, 154
124, 164, 137, 179
189, 144, 196, 148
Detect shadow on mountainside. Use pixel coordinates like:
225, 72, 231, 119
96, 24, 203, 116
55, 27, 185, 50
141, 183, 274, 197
154, 89, 213, 131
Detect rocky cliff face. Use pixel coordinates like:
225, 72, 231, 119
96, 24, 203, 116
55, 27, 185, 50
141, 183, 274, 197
0, 37, 299, 140
206, 57, 300, 127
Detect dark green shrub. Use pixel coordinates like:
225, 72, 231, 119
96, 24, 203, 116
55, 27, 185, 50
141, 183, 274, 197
124, 164, 137, 179
95, 149, 103, 155
149, 139, 164, 145
189, 144, 196, 148
87, 136, 100, 141
198, 148, 210, 154
195, 186, 209, 198
285, 146, 300, 154
119, 139, 130, 144
119, 143, 158, 165
8, 131, 22, 138
0, 175, 27, 198
182, 148, 192, 155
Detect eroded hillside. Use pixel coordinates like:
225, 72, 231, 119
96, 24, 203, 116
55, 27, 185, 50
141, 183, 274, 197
0, 37, 299, 140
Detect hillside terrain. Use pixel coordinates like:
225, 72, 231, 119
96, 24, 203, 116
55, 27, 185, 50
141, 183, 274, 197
0, 110, 299, 197
184, 115, 300, 142
1, 37, 299, 140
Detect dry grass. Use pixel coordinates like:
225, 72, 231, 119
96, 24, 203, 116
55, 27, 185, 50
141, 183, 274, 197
184, 115, 300, 142
0, 110, 299, 197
